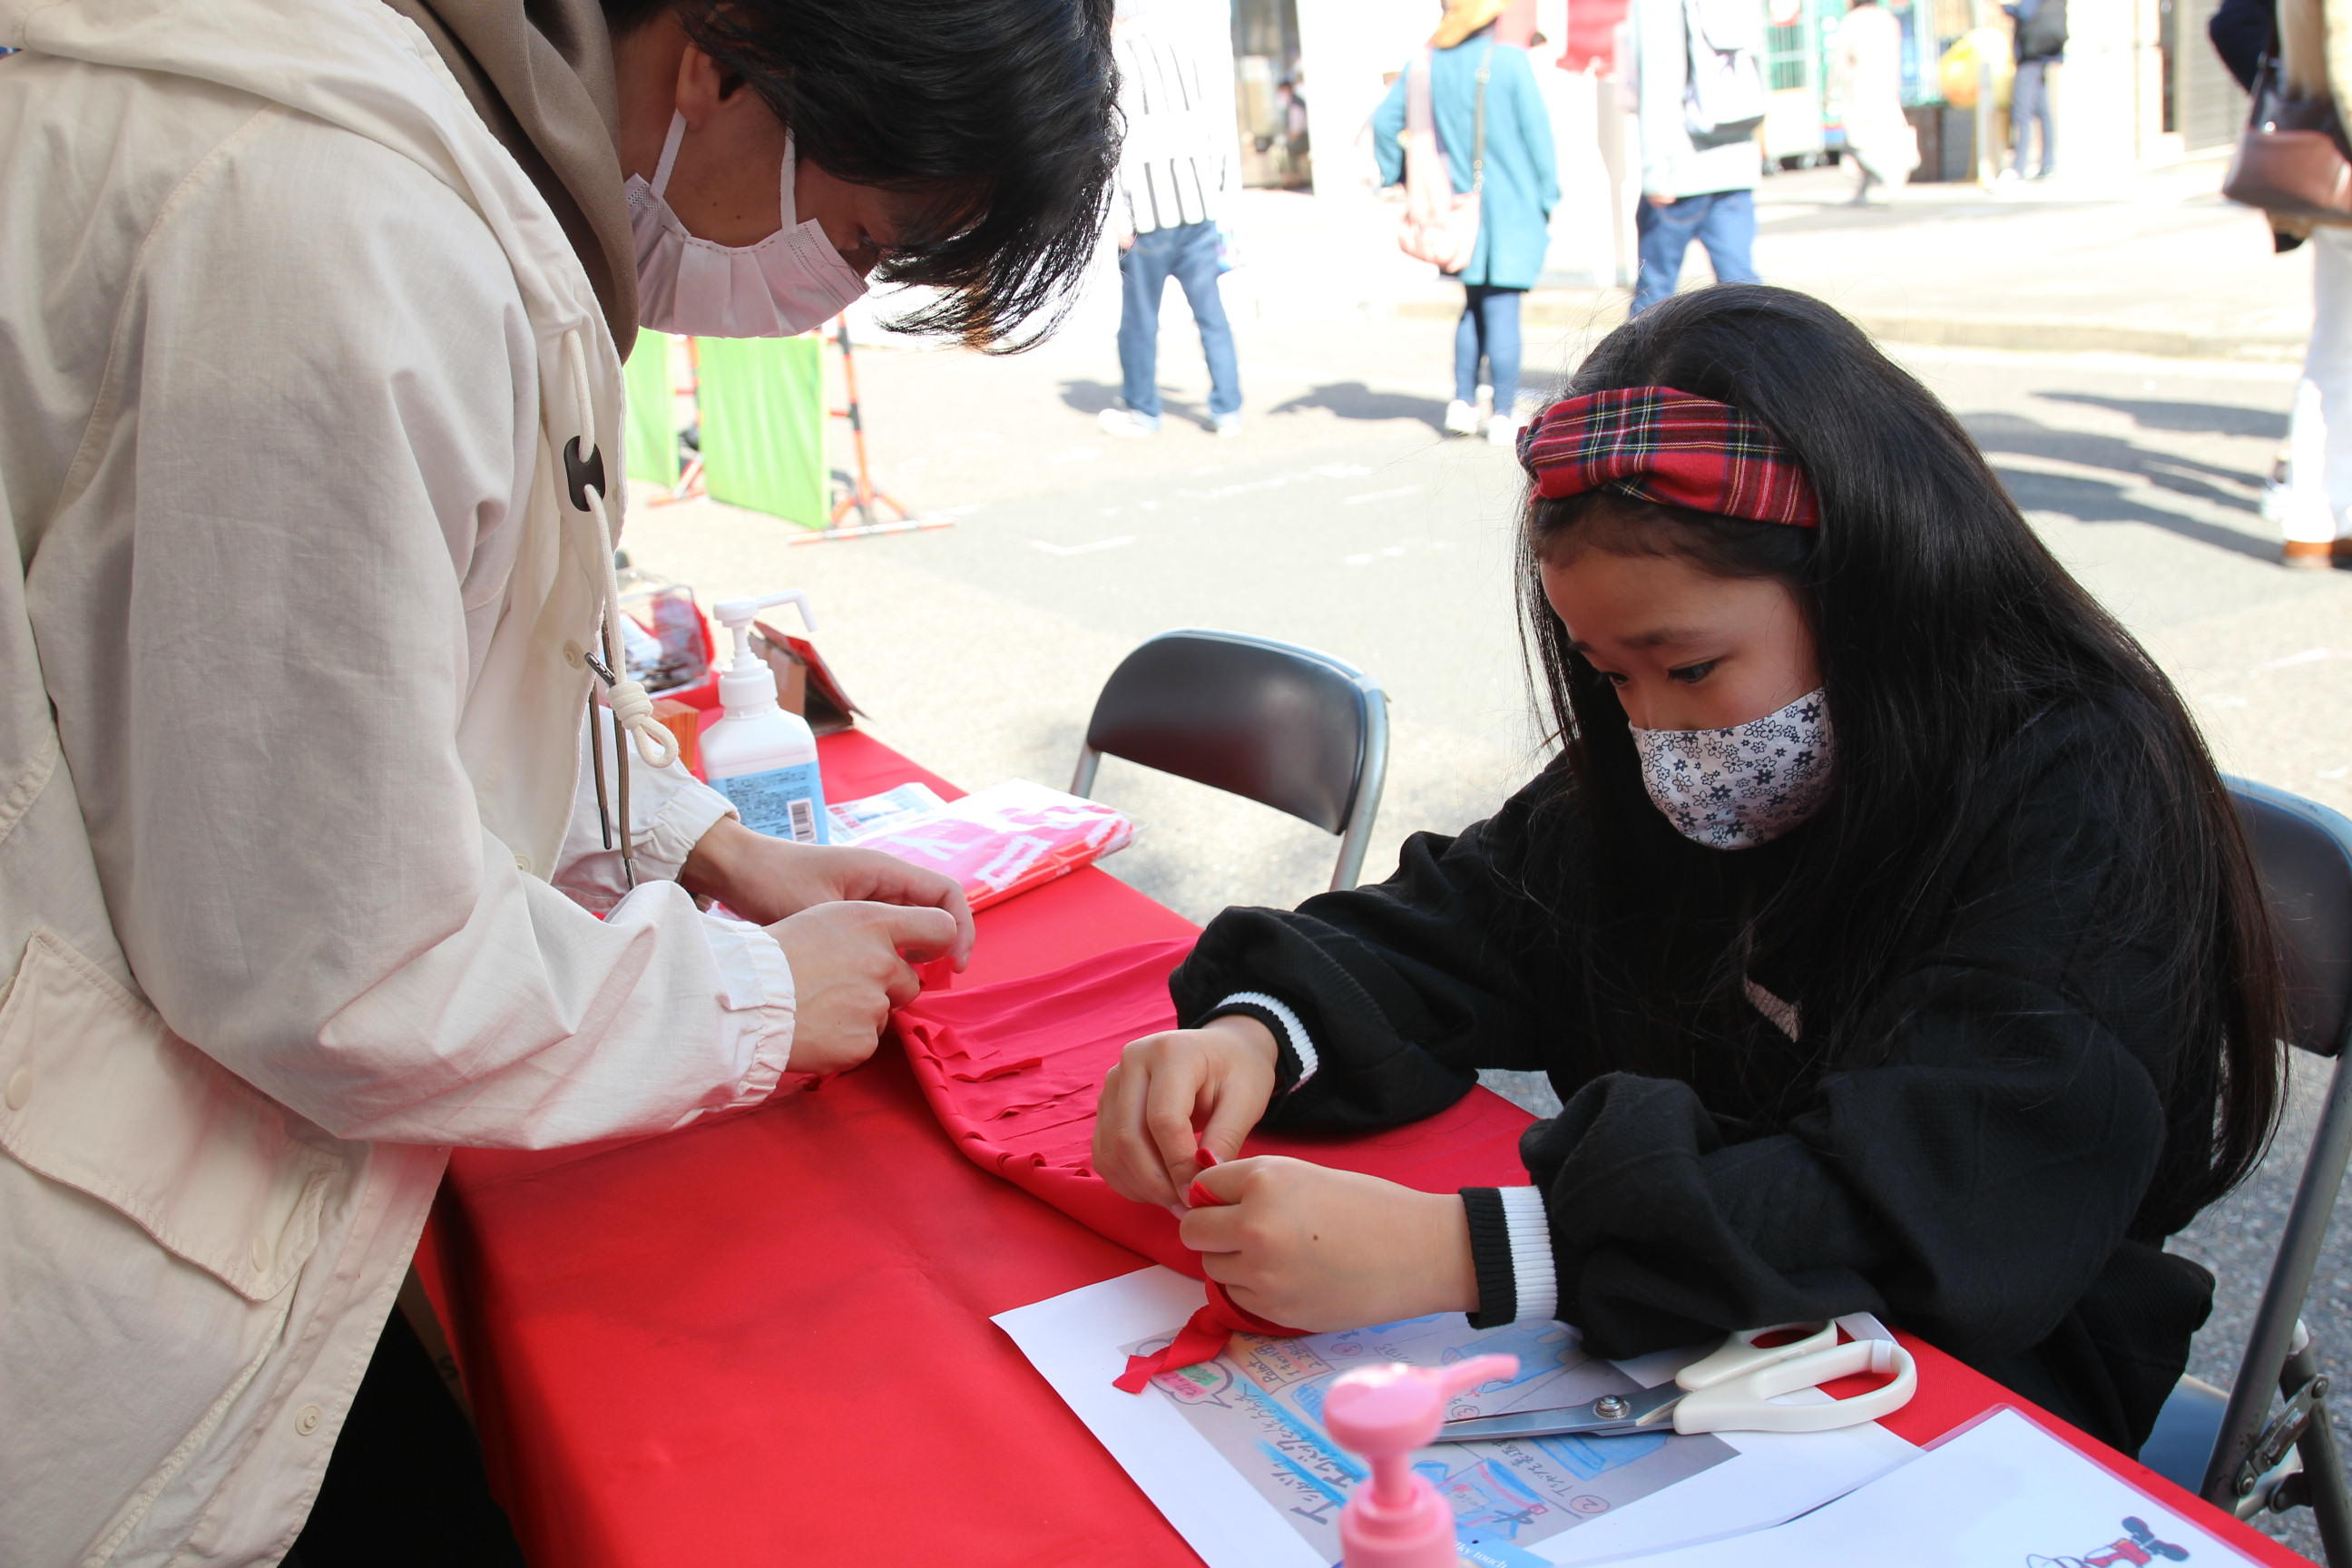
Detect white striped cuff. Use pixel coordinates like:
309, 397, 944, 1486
1498, 1186, 1560, 1325
1215, 991, 1318, 1090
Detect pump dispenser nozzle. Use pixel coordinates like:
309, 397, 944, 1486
1326, 1355, 1520, 1568
711, 592, 816, 716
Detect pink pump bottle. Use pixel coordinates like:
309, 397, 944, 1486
1323, 1354, 1521, 1568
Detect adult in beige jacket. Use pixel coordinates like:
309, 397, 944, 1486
0, 0, 1115, 1562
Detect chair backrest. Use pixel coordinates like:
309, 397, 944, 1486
2196, 780, 2352, 1526
1073, 630, 1389, 891
2229, 778, 2352, 1059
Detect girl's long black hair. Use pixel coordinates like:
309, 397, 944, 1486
606, 0, 1120, 350
1519, 286, 2283, 1226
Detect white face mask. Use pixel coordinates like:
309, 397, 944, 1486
624, 111, 870, 338
1629, 689, 1834, 851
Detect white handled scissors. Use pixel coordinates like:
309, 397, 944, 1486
1431, 1321, 1916, 1442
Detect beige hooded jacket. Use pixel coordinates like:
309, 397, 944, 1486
0, 0, 799, 1561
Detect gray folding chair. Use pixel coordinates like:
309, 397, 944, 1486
1070, 629, 1390, 893
2136, 778, 2352, 1563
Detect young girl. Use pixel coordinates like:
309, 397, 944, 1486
1091, 285, 2284, 1454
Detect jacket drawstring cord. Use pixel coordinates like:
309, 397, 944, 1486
561, 329, 680, 889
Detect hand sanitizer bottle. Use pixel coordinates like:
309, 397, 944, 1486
703, 592, 829, 845
1324, 1354, 1520, 1568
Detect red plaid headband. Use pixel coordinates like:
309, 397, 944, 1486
1516, 387, 1820, 528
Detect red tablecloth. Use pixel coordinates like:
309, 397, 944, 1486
423, 729, 2311, 1568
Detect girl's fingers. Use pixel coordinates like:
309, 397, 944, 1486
1142, 1052, 1210, 1196
1188, 1156, 1253, 1206
1196, 1088, 1259, 1168
1094, 1062, 1179, 1207
1179, 1200, 1243, 1253
1197, 1246, 1245, 1286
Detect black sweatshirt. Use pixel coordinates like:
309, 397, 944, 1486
1171, 702, 2215, 1453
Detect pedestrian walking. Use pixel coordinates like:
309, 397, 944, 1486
2224, 0, 2352, 564
1630, 0, 1767, 314
2003, 0, 2065, 179
1100, 0, 1244, 438
1373, 0, 1560, 445
1831, 0, 1919, 202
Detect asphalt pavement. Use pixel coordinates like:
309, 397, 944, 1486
621, 300, 2347, 1557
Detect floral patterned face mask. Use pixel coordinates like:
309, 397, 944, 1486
1628, 690, 1834, 851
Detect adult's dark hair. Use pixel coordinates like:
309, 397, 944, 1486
1515, 284, 2283, 1225
605, 0, 1120, 350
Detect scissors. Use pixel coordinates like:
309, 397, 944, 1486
1431, 1321, 1916, 1442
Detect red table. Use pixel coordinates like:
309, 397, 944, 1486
424, 730, 2313, 1567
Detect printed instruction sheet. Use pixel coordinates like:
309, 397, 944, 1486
1623, 1406, 2264, 1568
996, 1267, 1915, 1568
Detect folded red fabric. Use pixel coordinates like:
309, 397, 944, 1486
894, 938, 1537, 1387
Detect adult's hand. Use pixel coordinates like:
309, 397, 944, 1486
1646, 192, 1677, 207
683, 818, 975, 969
1182, 1158, 1479, 1331
765, 901, 960, 1075
1093, 1017, 1279, 1207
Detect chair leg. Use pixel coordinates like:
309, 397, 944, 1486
2205, 1054, 2352, 1508
2283, 1338, 2352, 1566
1071, 748, 1101, 799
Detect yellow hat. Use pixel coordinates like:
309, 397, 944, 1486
1432, 0, 1511, 47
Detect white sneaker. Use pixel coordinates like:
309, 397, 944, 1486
1487, 415, 1524, 448
1213, 411, 1243, 437
2260, 452, 2292, 525
1097, 407, 1161, 436
1444, 399, 1481, 436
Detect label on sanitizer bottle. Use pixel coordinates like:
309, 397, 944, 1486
714, 763, 830, 845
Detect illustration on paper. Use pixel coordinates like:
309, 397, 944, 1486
1123, 1313, 1735, 1562
2025, 1515, 2195, 1568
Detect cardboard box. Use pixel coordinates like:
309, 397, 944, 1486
750, 621, 866, 736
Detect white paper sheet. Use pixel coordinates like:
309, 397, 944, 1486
1625, 1406, 2263, 1568
995, 1267, 1915, 1568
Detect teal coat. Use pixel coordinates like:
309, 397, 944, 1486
1373, 34, 1560, 290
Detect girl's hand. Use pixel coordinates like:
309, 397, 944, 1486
1093, 1018, 1279, 1206
1181, 1157, 1480, 1332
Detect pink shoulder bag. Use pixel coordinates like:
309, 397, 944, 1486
1397, 44, 1492, 272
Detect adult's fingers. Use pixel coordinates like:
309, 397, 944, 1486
931, 880, 977, 968
868, 858, 976, 968
872, 902, 961, 964
881, 954, 924, 1012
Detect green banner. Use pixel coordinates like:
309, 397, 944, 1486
622, 330, 681, 489
695, 334, 828, 530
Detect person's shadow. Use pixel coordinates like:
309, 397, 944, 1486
2034, 391, 2288, 443
1960, 407, 2277, 564
1266, 382, 1452, 433
1059, 377, 1455, 435
1058, 377, 1224, 431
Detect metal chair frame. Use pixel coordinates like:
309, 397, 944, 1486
1070, 629, 1391, 893
2156, 779, 2352, 1562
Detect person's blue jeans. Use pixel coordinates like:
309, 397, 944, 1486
1116, 220, 1241, 419
1455, 284, 1526, 413
2012, 59, 2054, 176
1632, 189, 1760, 315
